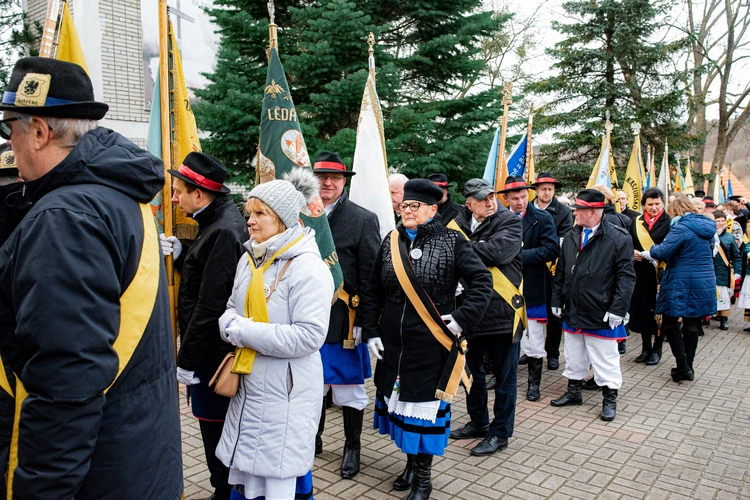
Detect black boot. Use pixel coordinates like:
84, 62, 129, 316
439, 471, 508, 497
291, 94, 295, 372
665, 317, 693, 382
600, 387, 617, 421
340, 406, 363, 479
393, 454, 414, 491
550, 380, 583, 406
645, 333, 663, 365
527, 357, 543, 401
719, 316, 729, 330
634, 332, 651, 363
582, 377, 601, 390
315, 398, 326, 455
406, 453, 432, 500
618, 340, 627, 355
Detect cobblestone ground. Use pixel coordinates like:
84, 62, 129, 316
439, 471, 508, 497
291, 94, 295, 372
182, 307, 750, 499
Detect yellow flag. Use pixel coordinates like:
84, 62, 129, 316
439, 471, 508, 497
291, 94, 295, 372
586, 135, 611, 189
495, 152, 510, 206
623, 135, 643, 211
168, 21, 201, 238
608, 139, 618, 188
56, 2, 89, 74
683, 159, 695, 196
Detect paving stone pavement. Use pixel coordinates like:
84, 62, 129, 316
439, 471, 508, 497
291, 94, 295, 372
182, 307, 750, 499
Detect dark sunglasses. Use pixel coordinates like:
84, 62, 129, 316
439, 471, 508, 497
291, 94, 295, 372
0, 118, 19, 140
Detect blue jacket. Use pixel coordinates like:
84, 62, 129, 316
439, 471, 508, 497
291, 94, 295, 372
521, 204, 559, 307
650, 213, 717, 318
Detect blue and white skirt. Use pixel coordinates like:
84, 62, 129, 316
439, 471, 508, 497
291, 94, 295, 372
229, 470, 313, 500
373, 392, 450, 456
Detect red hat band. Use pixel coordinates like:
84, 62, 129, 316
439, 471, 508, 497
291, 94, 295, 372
314, 161, 347, 172
432, 181, 449, 187
178, 164, 224, 192
575, 199, 605, 208
503, 181, 530, 191
535, 177, 558, 184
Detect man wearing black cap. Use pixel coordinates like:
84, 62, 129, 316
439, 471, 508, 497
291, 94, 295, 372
529, 172, 573, 370
161, 151, 248, 500
0, 57, 181, 498
448, 178, 523, 456
313, 151, 381, 479
499, 176, 559, 402
429, 172, 462, 225
550, 189, 636, 421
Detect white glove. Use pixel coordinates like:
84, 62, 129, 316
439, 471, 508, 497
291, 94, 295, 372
176, 367, 200, 385
218, 310, 239, 341
455, 283, 464, 297
159, 233, 182, 260
353, 326, 362, 346
225, 316, 253, 347
368, 337, 384, 360
551, 307, 562, 318
640, 250, 658, 267
603, 312, 624, 329
440, 314, 463, 336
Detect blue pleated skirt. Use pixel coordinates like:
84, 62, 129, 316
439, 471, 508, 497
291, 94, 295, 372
229, 470, 313, 500
373, 392, 450, 456
320, 342, 372, 385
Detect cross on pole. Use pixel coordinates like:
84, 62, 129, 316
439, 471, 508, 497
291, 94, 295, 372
169, 0, 195, 41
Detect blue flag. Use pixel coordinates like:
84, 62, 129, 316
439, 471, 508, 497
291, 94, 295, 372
506, 133, 528, 178
728, 178, 734, 198
483, 128, 501, 185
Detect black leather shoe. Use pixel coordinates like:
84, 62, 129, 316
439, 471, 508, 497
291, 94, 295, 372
450, 421, 488, 440
393, 454, 414, 491
671, 367, 694, 382
744, 326, 750, 332
486, 374, 497, 390
518, 354, 529, 365
547, 357, 559, 370
582, 378, 601, 390
644, 351, 661, 365
719, 317, 729, 330
600, 387, 617, 421
470, 435, 508, 456
634, 350, 648, 363
618, 340, 627, 355
551, 380, 583, 406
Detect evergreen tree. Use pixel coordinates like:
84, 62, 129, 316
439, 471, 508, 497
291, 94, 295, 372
525, 0, 689, 188
194, 0, 508, 190
0, 0, 41, 86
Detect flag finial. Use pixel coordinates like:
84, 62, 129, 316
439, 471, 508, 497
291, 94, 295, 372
367, 32, 375, 55
501, 82, 513, 105
630, 122, 641, 136
604, 110, 613, 134
268, 0, 275, 24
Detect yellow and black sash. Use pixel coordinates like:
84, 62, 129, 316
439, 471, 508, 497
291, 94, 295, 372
390, 231, 471, 403
7, 203, 161, 499
636, 216, 667, 278
447, 220, 527, 341
339, 289, 359, 349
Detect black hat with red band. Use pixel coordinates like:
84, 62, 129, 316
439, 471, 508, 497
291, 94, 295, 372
313, 151, 355, 176
168, 152, 231, 194
496, 175, 534, 194
571, 189, 606, 209
531, 171, 563, 189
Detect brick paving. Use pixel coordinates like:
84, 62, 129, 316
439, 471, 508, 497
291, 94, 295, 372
182, 307, 750, 499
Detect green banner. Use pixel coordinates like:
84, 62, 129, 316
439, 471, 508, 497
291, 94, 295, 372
258, 47, 343, 292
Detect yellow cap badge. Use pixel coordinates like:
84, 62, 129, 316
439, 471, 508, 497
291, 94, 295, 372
14, 73, 52, 107
0, 151, 16, 169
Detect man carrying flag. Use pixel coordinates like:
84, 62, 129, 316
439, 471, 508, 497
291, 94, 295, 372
499, 176, 559, 402
313, 151, 381, 480
448, 178, 523, 457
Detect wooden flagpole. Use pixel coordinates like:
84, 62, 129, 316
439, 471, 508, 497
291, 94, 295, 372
39, 0, 62, 57
494, 82, 513, 193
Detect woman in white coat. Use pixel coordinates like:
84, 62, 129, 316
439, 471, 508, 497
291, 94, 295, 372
217, 169, 334, 500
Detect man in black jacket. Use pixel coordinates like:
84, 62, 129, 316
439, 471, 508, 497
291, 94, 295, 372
550, 190, 636, 421
530, 172, 573, 370
429, 172, 462, 225
0, 57, 182, 499
313, 151, 381, 479
500, 176, 559, 402
449, 179, 523, 456
161, 152, 248, 500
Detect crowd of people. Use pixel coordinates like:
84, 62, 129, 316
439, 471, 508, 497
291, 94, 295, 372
0, 57, 746, 500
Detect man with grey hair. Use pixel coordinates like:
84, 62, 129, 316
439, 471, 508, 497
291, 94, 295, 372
0, 57, 182, 498
390, 172, 408, 224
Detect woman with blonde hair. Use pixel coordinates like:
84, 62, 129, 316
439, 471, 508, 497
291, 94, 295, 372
641, 193, 716, 382
217, 169, 335, 500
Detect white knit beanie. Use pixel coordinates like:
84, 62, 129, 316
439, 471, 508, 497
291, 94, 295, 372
248, 179, 306, 229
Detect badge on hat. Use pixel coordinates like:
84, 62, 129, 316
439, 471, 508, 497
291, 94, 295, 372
0, 151, 16, 169
15, 73, 51, 107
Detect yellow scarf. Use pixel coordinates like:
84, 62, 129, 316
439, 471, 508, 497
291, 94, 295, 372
232, 234, 304, 374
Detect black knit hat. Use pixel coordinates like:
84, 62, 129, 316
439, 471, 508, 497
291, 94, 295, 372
313, 151, 355, 176
0, 57, 108, 119
403, 179, 443, 205
571, 189, 606, 209
496, 175, 533, 194
168, 152, 231, 194
531, 172, 563, 189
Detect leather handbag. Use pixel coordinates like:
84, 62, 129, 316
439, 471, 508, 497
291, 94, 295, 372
209, 351, 239, 397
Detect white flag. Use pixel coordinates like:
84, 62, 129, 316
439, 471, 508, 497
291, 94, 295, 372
350, 60, 395, 240
656, 141, 669, 201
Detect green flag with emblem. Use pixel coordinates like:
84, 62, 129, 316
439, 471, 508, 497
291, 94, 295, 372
257, 44, 343, 293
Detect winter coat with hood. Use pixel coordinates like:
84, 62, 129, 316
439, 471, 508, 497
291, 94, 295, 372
358, 219, 493, 402
0, 128, 182, 499
453, 205, 523, 339
174, 194, 249, 372
650, 213, 717, 318
552, 220, 636, 331
216, 224, 334, 480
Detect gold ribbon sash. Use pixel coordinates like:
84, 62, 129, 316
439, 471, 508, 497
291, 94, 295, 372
8, 203, 160, 499
636, 216, 667, 277
232, 234, 304, 374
